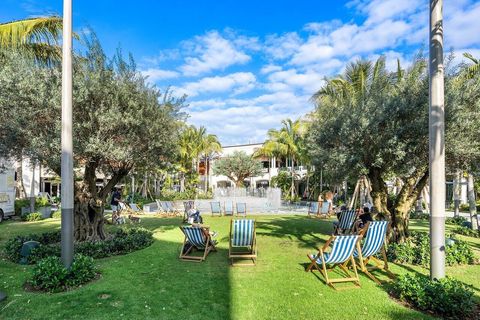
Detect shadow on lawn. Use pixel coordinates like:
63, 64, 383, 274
256, 215, 333, 248
0, 235, 233, 320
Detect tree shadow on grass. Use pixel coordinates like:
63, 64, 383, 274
256, 215, 333, 248
0, 236, 232, 320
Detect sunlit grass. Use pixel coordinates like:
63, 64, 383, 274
0, 215, 478, 319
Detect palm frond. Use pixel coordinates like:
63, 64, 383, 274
0, 16, 62, 47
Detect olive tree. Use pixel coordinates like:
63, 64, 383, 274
213, 151, 263, 187
0, 38, 185, 240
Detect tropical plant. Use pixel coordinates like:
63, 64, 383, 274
256, 118, 307, 198
0, 16, 63, 64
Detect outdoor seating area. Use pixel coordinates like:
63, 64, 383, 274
1, 214, 478, 319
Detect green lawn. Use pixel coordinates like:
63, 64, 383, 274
0, 215, 479, 320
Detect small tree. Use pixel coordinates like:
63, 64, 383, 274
213, 151, 263, 187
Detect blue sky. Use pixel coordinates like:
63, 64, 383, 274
3, 0, 480, 145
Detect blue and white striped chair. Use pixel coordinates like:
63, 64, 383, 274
236, 202, 247, 217
353, 221, 394, 284
179, 225, 216, 262
229, 219, 257, 266
319, 201, 331, 218
308, 202, 319, 217
334, 209, 358, 235
210, 201, 222, 217
224, 201, 234, 216
306, 235, 362, 289
165, 201, 181, 216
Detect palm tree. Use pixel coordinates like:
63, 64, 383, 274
0, 16, 63, 64
259, 118, 306, 198
463, 53, 480, 79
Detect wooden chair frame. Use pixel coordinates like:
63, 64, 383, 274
166, 201, 182, 217
306, 235, 362, 290
179, 225, 217, 262
352, 221, 395, 284
229, 219, 257, 266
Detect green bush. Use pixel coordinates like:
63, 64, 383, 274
393, 274, 476, 319
446, 216, 467, 226
21, 212, 43, 221
14, 198, 30, 215
4, 230, 61, 263
453, 226, 480, 238
459, 203, 470, 212
5, 228, 154, 264
35, 196, 50, 208
29, 254, 97, 292
159, 189, 198, 201
387, 232, 474, 266
51, 210, 61, 219
408, 211, 429, 220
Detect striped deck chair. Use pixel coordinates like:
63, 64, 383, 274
165, 201, 181, 216
155, 200, 168, 216
210, 201, 222, 217
236, 202, 247, 217
129, 203, 142, 214
334, 209, 358, 235
306, 235, 362, 289
308, 202, 319, 217
224, 201, 234, 216
352, 221, 394, 284
179, 225, 216, 262
183, 201, 195, 222
319, 201, 331, 218
229, 219, 257, 266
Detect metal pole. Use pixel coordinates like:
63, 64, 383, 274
429, 0, 445, 280
61, 0, 74, 268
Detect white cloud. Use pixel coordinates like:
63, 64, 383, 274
260, 64, 282, 74
179, 31, 251, 76
141, 68, 179, 83
265, 32, 303, 60
177, 72, 256, 97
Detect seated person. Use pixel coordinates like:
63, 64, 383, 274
357, 206, 373, 230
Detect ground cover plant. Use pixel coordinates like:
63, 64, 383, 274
0, 215, 479, 320
4, 227, 153, 264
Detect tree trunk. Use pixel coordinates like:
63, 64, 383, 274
290, 157, 295, 198
73, 162, 130, 241
15, 156, 27, 198
453, 169, 461, 217
467, 173, 477, 230
74, 191, 106, 241
392, 168, 429, 243
368, 168, 390, 219
29, 161, 36, 213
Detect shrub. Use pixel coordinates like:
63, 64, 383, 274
35, 196, 50, 208
459, 203, 470, 212
387, 232, 474, 266
14, 198, 30, 215
4, 230, 61, 263
29, 254, 97, 292
51, 210, 61, 219
453, 226, 480, 238
393, 273, 476, 319
21, 212, 43, 221
5, 228, 154, 264
446, 216, 467, 226
409, 211, 429, 220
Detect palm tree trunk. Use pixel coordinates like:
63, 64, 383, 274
467, 173, 477, 230
290, 157, 294, 198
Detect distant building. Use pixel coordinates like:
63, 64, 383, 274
203, 143, 308, 190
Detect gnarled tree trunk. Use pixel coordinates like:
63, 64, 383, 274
73, 161, 130, 241
391, 168, 428, 242
368, 168, 390, 219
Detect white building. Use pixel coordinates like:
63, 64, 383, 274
205, 143, 308, 190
